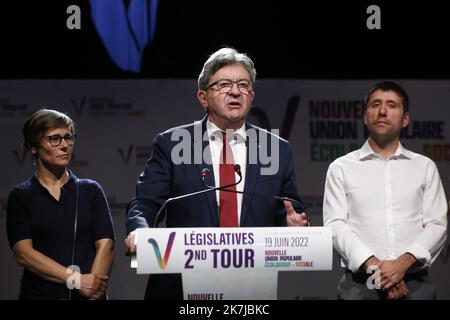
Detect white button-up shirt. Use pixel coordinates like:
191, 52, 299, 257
323, 140, 448, 272
206, 119, 247, 225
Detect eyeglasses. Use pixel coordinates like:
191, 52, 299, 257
47, 134, 76, 147
206, 79, 253, 95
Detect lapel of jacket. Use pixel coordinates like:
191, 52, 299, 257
191, 116, 218, 226
240, 122, 261, 226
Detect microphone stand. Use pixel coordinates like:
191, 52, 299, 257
124, 170, 243, 257
151, 170, 243, 228
202, 167, 311, 226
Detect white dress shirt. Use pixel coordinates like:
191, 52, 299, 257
206, 119, 247, 226
323, 140, 448, 273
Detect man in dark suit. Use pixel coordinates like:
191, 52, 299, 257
125, 47, 308, 299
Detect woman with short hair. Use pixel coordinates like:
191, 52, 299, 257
7, 108, 115, 300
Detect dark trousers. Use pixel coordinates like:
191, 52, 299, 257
337, 270, 436, 300
144, 273, 183, 300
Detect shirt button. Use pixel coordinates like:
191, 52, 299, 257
211, 136, 215, 141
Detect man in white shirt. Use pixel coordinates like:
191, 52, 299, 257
323, 81, 447, 299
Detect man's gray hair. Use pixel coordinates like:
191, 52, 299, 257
198, 47, 256, 90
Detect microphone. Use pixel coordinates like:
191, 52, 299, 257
201, 164, 241, 184
202, 166, 311, 226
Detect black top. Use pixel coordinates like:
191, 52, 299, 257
6, 171, 115, 300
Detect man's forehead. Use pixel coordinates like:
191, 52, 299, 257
369, 89, 402, 101
212, 64, 250, 79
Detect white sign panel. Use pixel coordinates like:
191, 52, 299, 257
135, 227, 332, 274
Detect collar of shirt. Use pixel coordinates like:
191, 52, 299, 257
206, 118, 247, 144
358, 139, 413, 161
30, 170, 78, 194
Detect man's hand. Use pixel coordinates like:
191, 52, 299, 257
380, 253, 416, 290
124, 231, 136, 254
78, 273, 108, 300
386, 280, 410, 300
360, 255, 381, 272
284, 200, 308, 226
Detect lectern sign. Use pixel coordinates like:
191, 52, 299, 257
136, 227, 332, 274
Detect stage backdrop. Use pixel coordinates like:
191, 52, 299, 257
1, 79, 449, 299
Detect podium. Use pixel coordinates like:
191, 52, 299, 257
133, 227, 332, 300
